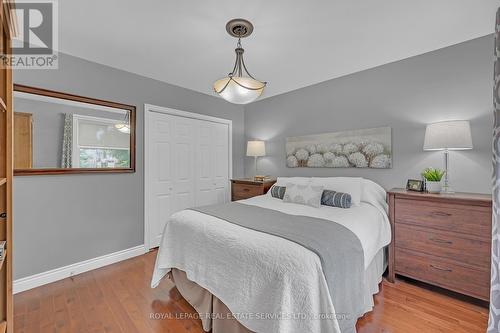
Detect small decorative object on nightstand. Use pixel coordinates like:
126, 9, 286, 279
387, 188, 492, 301
231, 178, 276, 201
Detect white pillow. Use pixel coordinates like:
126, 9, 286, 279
309, 177, 362, 206
268, 177, 311, 196
361, 178, 388, 212
283, 183, 324, 208
275, 177, 311, 186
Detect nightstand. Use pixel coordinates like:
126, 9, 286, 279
387, 189, 492, 301
231, 178, 276, 201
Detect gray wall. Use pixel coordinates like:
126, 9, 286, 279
13, 53, 244, 279
244, 35, 493, 194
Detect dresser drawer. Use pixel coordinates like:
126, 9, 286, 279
232, 183, 263, 199
395, 224, 490, 269
395, 198, 491, 239
395, 248, 490, 300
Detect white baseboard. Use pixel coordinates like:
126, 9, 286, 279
13, 245, 147, 294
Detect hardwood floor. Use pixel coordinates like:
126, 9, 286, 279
14, 250, 488, 333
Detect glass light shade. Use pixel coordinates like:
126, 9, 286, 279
213, 76, 264, 104
423, 120, 473, 151
246, 140, 266, 157
115, 123, 131, 134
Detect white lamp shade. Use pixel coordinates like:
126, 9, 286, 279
423, 120, 473, 151
246, 140, 266, 157
214, 77, 264, 105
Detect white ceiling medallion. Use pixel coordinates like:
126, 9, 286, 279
213, 18, 267, 105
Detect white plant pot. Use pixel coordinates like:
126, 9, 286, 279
425, 181, 442, 193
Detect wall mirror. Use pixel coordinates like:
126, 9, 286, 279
13, 85, 136, 175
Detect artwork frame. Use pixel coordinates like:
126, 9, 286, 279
285, 127, 392, 169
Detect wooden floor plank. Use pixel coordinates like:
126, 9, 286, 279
14, 250, 488, 333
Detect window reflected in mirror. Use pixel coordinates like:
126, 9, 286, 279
13, 85, 136, 175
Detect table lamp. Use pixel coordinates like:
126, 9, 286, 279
247, 140, 266, 180
423, 120, 473, 193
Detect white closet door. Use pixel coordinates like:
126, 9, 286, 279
212, 122, 230, 204
147, 107, 230, 249
147, 112, 175, 248
172, 116, 196, 212
195, 120, 230, 206
195, 120, 217, 206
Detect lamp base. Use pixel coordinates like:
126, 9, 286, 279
441, 187, 454, 194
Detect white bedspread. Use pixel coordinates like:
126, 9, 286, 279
151, 180, 391, 333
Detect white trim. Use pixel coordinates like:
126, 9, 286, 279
13, 245, 146, 294
145, 103, 233, 126
144, 104, 233, 250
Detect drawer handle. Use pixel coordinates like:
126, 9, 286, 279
242, 188, 250, 192
429, 237, 453, 245
430, 264, 452, 272
430, 211, 452, 217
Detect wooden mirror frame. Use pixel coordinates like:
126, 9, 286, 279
13, 84, 136, 176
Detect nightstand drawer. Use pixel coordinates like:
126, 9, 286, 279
395, 248, 490, 301
395, 224, 490, 269
395, 199, 491, 239
232, 184, 263, 198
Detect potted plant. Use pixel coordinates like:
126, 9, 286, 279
421, 168, 445, 193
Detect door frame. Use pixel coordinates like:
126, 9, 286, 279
144, 103, 233, 250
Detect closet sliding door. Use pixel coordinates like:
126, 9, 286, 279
195, 120, 229, 206
146, 107, 231, 249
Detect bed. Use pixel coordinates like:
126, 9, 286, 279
151, 177, 391, 333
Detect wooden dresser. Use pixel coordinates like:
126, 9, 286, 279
231, 178, 276, 201
387, 189, 492, 301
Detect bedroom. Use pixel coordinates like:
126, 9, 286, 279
0, 0, 498, 332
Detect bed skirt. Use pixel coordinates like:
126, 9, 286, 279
170, 248, 386, 333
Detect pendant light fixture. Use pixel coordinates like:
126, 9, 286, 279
213, 18, 266, 104
114, 111, 130, 134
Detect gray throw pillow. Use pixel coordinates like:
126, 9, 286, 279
321, 190, 352, 208
270, 185, 286, 199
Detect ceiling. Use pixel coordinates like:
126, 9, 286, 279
57, 1, 498, 101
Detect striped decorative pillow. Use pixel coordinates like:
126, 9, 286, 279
321, 190, 352, 208
270, 185, 286, 199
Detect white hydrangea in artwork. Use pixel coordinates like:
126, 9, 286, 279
363, 142, 384, 157
295, 148, 309, 161
286, 145, 296, 157
370, 154, 391, 168
328, 143, 343, 155
287, 155, 298, 168
323, 151, 335, 162
348, 152, 368, 167
316, 143, 329, 154
342, 142, 359, 156
330, 155, 350, 168
307, 154, 325, 167
305, 144, 317, 154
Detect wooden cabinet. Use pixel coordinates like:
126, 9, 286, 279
231, 178, 276, 201
0, 2, 16, 332
387, 189, 492, 301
